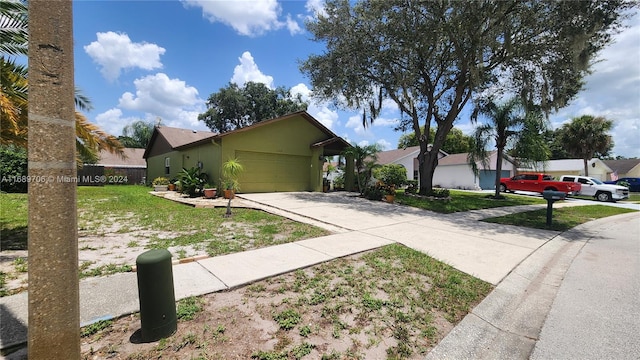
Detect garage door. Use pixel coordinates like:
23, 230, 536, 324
236, 150, 311, 192
479, 170, 511, 190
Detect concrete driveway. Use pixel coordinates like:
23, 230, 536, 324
240, 192, 560, 285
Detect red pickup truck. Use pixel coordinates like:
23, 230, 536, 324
499, 173, 581, 195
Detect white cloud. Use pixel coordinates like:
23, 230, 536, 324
372, 117, 399, 128
183, 0, 301, 36
550, 12, 640, 158
231, 51, 274, 88
118, 73, 204, 126
285, 14, 304, 35
94, 108, 138, 137
305, 0, 327, 18
84, 31, 165, 81
346, 114, 369, 136
290, 83, 338, 129
376, 139, 392, 150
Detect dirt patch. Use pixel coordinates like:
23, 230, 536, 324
79, 248, 489, 360
0, 227, 208, 295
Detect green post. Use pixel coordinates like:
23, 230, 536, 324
136, 249, 177, 342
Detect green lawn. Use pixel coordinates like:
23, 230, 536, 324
395, 190, 546, 213
481, 204, 636, 231
1, 185, 329, 254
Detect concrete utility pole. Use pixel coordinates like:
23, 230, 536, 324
27, 0, 80, 358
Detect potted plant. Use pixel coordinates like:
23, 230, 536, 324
203, 184, 217, 199
373, 164, 407, 203
222, 158, 244, 199
152, 177, 170, 191
167, 179, 177, 191
384, 185, 397, 203
175, 167, 209, 197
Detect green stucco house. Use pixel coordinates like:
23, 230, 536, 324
143, 111, 353, 193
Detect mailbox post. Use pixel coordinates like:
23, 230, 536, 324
542, 190, 566, 226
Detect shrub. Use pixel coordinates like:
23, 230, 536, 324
373, 164, 407, 189
0, 145, 28, 193
405, 180, 418, 194
175, 167, 209, 197
363, 184, 384, 200
152, 177, 170, 186
427, 188, 450, 198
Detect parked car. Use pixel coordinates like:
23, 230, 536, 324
499, 173, 581, 195
560, 175, 629, 202
604, 177, 640, 192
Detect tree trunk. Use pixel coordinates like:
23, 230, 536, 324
494, 148, 505, 198
27, 1, 80, 358
583, 158, 589, 176
418, 146, 439, 195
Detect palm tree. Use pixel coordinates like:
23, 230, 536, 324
468, 97, 548, 198
558, 115, 613, 176
1, 0, 124, 164
341, 143, 381, 193
0, 57, 28, 146
119, 120, 155, 148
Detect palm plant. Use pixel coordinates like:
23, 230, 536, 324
468, 97, 548, 198
340, 143, 381, 193
558, 115, 613, 176
222, 158, 244, 191
175, 167, 209, 197
0, 0, 124, 165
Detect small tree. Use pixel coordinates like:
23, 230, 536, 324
373, 164, 407, 194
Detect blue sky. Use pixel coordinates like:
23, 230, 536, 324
70, 0, 640, 158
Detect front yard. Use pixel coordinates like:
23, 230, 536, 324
0, 185, 329, 296
2, 185, 636, 359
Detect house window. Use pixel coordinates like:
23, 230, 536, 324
165, 157, 170, 175
413, 170, 418, 180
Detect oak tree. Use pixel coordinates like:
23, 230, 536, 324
301, 0, 633, 194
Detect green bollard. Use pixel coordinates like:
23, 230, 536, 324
136, 249, 177, 342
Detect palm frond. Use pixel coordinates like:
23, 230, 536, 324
0, 0, 28, 56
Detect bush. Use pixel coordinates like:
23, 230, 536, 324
0, 145, 28, 193
427, 188, 450, 198
333, 173, 345, 189
405, 180, 418, 194
363, 184, 384, 200
373, 164, 407, 189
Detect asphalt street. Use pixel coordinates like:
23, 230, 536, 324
531, 212, 640, 359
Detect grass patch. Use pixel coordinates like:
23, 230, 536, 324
177, 296, 205, 321
79, 263, 132, 279
626, 193, 640, 203
260, 244, 492, 358
482, 204, 636, 231
396, 190, 545, 213
81, 319, 113, 337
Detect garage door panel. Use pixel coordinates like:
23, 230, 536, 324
236, 151, 311, 192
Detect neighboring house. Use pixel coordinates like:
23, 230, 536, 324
375, 146, 447, 181
602, 159, 640, 179
144, 111, 352, 193
433, 151, 515, 190
78, 148, 146, 185
375, 147, 515, 190
518, 159, 612, 181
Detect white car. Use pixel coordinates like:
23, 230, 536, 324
559, 175, 629, 202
